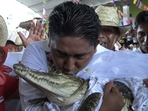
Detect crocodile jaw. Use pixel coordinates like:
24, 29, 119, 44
13, 63, 88, 106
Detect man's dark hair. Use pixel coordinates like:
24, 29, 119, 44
5, 40, 16, 46
49, 1, 101, 47
135, 10, 148, 29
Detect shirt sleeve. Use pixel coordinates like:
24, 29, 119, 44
19, 41, 50, 111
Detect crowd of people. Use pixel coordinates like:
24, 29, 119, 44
0, 1, 148, 111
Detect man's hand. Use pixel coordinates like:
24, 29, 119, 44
17, 20, 46, 48
99, 81, 125, 111
143, 79, 148, 87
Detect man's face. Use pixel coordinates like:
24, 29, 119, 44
98, 26, 119, 50
6, 44, 16, 52
49, 36, 96, 75
136, 22, 148, 53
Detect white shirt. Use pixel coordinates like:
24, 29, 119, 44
4, 52, 23, 76
19, 40, 148, 111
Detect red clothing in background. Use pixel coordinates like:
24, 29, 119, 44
0, 47, 18, 111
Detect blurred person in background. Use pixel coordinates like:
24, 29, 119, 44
135, 10, 148, 87
135, 10, 148, 54
95, 5, 131, 51
14, 36, 24, 53
5, 40, 16, 52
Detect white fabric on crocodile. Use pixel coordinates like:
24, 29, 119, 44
76, 49, 148, 111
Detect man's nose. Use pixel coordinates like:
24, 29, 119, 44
64, 57, 75, 71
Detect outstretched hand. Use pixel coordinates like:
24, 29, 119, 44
17, 20, 46, 48
99, 81, 124, 111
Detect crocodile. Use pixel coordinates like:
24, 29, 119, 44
13, 63, 134, 111
13, 63, 89, 107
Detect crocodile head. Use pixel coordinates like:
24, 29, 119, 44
13, 63, 89, 106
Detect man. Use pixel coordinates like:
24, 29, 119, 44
18, 1, 124, 111
95, 5, 131, 50
135, 10, 148, 87
135, 10, 148, 54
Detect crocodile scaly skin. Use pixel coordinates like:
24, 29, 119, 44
13, 63, 88, 107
